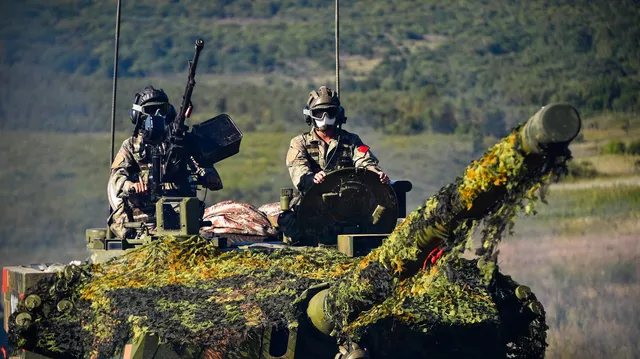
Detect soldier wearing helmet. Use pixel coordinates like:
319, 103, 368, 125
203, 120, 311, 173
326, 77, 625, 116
107, 85, 223, 239
286, 85, 389, 193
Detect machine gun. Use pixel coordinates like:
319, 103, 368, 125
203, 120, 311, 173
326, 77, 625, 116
133, 39, 242, 203
162, 39, 205, 190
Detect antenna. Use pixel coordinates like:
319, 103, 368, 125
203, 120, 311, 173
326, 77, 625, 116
335, 0, 340, 96
107, 0, 122, 238
109, 0, 122, 166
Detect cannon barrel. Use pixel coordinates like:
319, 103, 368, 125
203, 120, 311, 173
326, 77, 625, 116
410, 103, 582, 252
401, 103, 581, 264
318, 103, 581, 338
519, 103, 581, 154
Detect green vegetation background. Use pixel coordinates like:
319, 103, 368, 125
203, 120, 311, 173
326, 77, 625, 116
1, 0, 639, 357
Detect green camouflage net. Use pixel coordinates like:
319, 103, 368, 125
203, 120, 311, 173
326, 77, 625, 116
325, 129, 567, 345
9, 240, 356, 358
339, 258, 548, 359
8, 128, 565, 359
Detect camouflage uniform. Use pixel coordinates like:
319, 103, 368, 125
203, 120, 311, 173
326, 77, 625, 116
286, 128, 382, 193
107, 134, 222, 238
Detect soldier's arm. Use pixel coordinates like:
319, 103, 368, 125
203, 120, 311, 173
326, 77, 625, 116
286, 137, 315, 192
352, 135, 383, 172
107, 139, 138, 200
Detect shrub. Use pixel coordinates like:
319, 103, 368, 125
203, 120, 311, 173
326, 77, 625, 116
566, 160, 598, 179
601, 140, 627, 154
626, 140, 640, 155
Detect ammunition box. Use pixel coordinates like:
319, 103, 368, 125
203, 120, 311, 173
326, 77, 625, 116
190, 113, 243, 165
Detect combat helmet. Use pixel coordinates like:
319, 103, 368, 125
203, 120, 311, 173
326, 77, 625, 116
303, 86, 346, 126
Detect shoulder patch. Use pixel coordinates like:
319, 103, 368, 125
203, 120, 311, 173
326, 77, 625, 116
357, 145, 370, 153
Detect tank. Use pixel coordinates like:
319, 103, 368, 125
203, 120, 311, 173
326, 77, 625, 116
2, 103, 581, 359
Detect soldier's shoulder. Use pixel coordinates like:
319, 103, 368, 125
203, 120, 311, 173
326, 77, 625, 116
119, 136, 139, 152
290, 132, 309, 145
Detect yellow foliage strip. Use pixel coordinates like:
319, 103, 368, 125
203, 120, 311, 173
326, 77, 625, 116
341, 263, 496, 337
458, 132, 525, 210
365, 196, 438, 274
240, 303, 263, 327
81, 238, 355, 310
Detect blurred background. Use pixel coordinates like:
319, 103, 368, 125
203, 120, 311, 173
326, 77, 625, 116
0, 0, 639, 357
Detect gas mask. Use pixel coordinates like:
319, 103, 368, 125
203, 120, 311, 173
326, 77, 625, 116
133, 105, 168, 145
132, 102, 177, 145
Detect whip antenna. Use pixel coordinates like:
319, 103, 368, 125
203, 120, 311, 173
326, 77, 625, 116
109, 0, 122, 165
335, 0, 340, 95
107, 0, 122, 236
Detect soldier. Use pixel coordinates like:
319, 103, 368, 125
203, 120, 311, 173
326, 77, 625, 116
107, 85, 223, 238
286, 85, 389, 194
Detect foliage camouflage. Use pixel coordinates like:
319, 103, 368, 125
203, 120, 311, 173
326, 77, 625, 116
325, 128, 569, 345
9, 239, 355, 358
7, 124, 566, 358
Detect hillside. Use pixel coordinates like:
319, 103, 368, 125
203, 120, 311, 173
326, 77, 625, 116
1, 0, 639, 135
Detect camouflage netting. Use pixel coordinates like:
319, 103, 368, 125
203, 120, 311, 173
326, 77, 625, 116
8, 127, 567, 359
9, 240, 356, 358
325, 128, 567, 349
343, 260, 548, 358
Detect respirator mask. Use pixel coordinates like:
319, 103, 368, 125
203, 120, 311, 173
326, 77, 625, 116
133, 103, 170, 145
306, 107, 338, 130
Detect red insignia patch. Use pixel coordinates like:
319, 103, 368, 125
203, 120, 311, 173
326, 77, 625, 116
357, 145, 370, 153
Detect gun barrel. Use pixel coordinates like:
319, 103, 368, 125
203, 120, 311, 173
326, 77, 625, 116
519, 103, 581, 154
411, 103, 582, 250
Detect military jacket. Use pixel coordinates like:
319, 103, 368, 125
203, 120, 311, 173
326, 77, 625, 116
286, 129, 382, 193
108, 134, 222, 214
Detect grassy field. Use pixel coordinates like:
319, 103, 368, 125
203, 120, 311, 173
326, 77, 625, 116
505, 116, 640, 358
502, 186, 640, 359
567, 113, 640, 178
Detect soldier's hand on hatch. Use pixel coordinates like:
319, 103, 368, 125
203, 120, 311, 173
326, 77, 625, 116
131, 182, 148, 194
313, 171, 327, 184
378, 171, 390, 184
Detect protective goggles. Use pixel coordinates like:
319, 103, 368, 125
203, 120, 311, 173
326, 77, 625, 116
132, 102, 171, 116
304, 107, 339, 121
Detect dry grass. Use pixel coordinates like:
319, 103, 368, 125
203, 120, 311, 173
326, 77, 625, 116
565, 112, 640, 179
501, 237, 640, 359
582, 154, 640, 176
499, 185, 640, 359
581, 127, 640, 142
